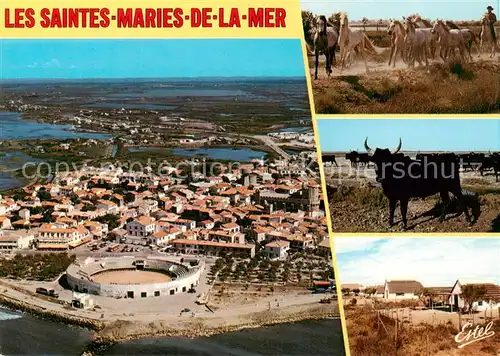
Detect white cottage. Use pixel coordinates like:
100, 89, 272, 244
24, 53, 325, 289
383, 280, 423, 300
448, 279, 500, 312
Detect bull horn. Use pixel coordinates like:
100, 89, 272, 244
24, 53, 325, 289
364, 137, 372, 153
394, 137, 402, 154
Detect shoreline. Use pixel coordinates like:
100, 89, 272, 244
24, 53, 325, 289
0, 285, 339, 346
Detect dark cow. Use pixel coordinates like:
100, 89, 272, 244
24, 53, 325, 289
322, 154, 338, 166
358, 153, 371, 166
345, 151, 359, 167
364, 137, 472, 229
480, 153, 500, 181
345, 151, 370, 167
458, 152, 485, 172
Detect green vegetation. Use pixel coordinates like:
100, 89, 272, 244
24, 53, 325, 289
0, 253, 76, 280
209, 249, 333, 286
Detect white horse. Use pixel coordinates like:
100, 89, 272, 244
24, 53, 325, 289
404, 18, 431, 68
479, 14, 497, 58
443, 20, 479, 61
431, 20, 466, 60
338, 12, 378, 72
387, 19, 407, 67
458, 28, 479, 60
411, 16, 439, 58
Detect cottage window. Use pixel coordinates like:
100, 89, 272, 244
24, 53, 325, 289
396, 292, 404, 296
478, 301, 483, 306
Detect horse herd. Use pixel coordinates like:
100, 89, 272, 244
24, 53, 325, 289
308, 13, 498, 79
323, 139, 499, 229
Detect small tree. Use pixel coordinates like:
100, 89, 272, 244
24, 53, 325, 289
361, 17, 369, 31
461, 284, 487, 313
364, 287, 377, 296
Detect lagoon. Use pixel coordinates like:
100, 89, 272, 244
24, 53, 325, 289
0, 112, 111, 140
171, 148, 266, 162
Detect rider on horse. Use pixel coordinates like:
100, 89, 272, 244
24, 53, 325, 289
486, 5, 497, 41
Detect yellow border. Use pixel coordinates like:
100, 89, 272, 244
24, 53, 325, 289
333, 233, 500, 237
315, 114, 500, 119
300, 30, 352, 356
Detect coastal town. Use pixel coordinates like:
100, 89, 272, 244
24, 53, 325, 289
0, 155, 329, 257
0, 146, 338, 344
0, 79, 339, 347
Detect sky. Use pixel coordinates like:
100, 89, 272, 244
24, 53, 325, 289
300, 0, 497, 21
318, 119, 500, 152
334, 237, 500, 286
0, 39, 305, 79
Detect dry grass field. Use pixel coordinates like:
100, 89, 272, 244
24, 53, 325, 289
309, 28, 500, 114
345, 304, 500, 356
92, 270, 172, 284
324, 156, 500, 232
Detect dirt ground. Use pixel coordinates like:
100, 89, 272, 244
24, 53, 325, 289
325, 157, 500, 232
345, 304, 500, 356
309, 46, 500, 114
91, 270, 172, 284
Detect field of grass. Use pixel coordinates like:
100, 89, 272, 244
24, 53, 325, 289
328, 184, 500, 232
345, 304, 500, 356
313, 59, 500, 114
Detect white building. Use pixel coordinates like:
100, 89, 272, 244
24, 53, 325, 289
448, 279, 500, 312
0, 230, 35, 251
37, 224, 91, 249
19, 209, 30, 221
0, 216, 12, 230
265, 240, 290, 260
383, 280, 423, 300
126, 216, 156, 237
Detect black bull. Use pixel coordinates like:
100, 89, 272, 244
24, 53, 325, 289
345, 151, 370, 167
365, 138, 472, 229
322, 154, 338, 166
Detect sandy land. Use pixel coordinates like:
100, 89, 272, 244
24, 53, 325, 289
344, 303, 500, 356
92, 270, 172, 284
0, 277, 339, 342
310, 50, 500, 79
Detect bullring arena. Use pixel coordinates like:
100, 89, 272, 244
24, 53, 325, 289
65, 256, 204, 299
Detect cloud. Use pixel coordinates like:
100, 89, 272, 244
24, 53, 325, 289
27, 58, 61, 69
333, 237, 384, 254
335, 237, 500, 287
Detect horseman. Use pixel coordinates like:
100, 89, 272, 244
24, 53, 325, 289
486, 5, 497, 42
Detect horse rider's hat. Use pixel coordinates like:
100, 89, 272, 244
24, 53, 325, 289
487, 5, 494, 10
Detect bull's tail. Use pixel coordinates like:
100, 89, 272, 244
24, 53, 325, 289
363, 33, 381, 55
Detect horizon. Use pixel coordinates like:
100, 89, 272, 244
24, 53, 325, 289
0, 39, 306, 80
0, 76, 306, 82
335, 238, 500, 286
300, 0, 498, 22
318, 119, 500, 152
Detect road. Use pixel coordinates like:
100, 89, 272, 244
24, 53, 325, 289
252, 135, 290, 160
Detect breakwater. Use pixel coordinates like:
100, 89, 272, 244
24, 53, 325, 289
0, 293, 104, 330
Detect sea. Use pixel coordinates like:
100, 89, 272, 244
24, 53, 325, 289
0, 308, 345, 356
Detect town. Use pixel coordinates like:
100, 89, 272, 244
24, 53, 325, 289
0, 146, 338, 342
0, 156, 329, 257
